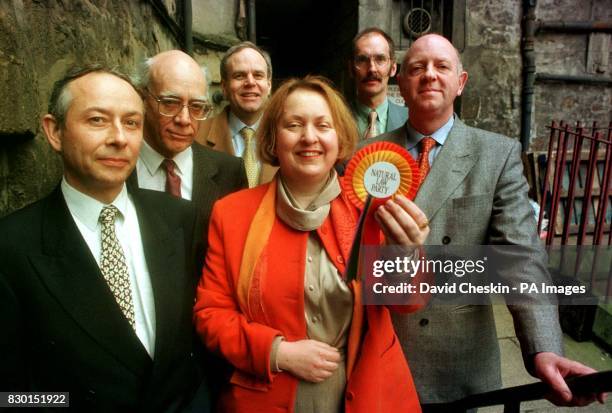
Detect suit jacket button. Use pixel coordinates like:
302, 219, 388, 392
337, 255, 344, 264
442, 236, 451, 244
419, 318, 429, 327
346, 391, 354, 401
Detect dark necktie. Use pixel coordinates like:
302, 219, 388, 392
162, 159, 182, 198
99, 205, 136, 330
418, 137, 437, 186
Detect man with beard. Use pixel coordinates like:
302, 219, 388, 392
350, 28, 408, 140
196, 41, 277, 187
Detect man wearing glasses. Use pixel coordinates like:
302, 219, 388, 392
132, 50, 247, 277
350, 28, 408, 140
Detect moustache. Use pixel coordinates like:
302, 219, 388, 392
362, 74, 383, 83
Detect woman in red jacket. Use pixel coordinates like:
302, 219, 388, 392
194, 76, 429, 413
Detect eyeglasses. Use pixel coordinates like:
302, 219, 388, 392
148, 92, 213, 120
354, 54, 391, 69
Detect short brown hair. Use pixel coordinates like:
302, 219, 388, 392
258, 76, 358, 166
352, 27, 396, 62
220, 41, 272, 82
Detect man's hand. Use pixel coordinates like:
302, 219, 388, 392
375, 195, 429, 247
276, 339, 341, 383
533, 352, 606, 406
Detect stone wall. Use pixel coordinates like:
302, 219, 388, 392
0, 0, 179, 217
531, 0, 612, 148
460, 0, 522, 138
462, 0, 611, 146
192, 0, 241, 113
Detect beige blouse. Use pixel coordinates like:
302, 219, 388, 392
274, 172, 354, 413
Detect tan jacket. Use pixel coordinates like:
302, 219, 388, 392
196, 106, 277, 185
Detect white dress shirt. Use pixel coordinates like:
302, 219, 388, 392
136, 140, 193, 200
228, 111, 261, 157
61, 179, 157, 357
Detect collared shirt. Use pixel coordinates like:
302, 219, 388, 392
405, 114, 455, 166
229, 111, 261, 157
136, 140, 193, 200
61, 179, 156, 357
355, 98, 390, 138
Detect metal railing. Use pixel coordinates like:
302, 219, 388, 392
537, 121, 612, 247
424, 370, 612, 412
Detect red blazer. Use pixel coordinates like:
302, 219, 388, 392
194, 181, 422, 412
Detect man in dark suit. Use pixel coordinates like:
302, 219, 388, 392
0, 65, 207, 412
370, 34, 604, 408
131, 50, 247, 276
350, 27, 408, 140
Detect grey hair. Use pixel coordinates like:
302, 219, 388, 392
48, 64, 140, 128
133, 56, 211, 99
454, 46, 464, 73
133, 57, 154, 91
220, 41, 272, 82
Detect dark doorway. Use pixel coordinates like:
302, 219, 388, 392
256, 0, 358, 92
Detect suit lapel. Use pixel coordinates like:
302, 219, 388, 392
205, 107, 235, 155
126, 169, 139, 191
30, 188, 151, 375
131, 190, 186, 370
381, 125, 409, 148
386, 101, 407, 132
191, 143, 221, 216
414, 119, 476, 221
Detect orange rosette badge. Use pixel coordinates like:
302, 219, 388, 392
342, 142, 420, 283
343, 141, 420, 209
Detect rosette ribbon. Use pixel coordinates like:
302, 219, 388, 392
342, 141, 420, 282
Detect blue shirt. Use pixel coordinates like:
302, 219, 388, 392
405, 115, 455, 166
228, 111, 261, 157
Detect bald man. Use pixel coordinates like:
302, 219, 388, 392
131, 50, 247, 277
369, 34, 603, 409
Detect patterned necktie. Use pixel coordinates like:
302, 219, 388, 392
162, 159, 181, 198
99, 205, 136, 330
240, 127, 260, 188
364, 110, 379, 139
418, 137, 437, 186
